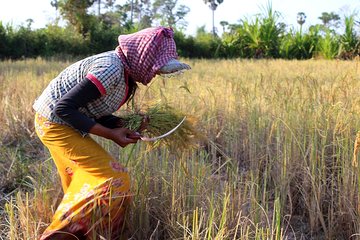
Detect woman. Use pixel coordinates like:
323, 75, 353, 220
33, 26, 190, 240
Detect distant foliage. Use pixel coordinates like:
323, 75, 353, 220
0, 1, 359, 60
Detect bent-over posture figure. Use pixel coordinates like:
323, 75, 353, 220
33, 26, 190, 240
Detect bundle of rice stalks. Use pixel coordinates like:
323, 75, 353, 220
120, 104, 203, 151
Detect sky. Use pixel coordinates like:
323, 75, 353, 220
0, 0, 359, 35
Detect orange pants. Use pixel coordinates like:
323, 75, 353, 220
35, 113, 131, 239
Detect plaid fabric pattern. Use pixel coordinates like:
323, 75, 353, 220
115, 26, 178, 85
33, 51, 128, 125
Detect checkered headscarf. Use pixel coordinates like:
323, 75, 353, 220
115, 27, 178, 85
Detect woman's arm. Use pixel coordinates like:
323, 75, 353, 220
54, 78, 140, 147
54, 78, 99, 132
88, 123, 140, 147
95, 115, 124, 129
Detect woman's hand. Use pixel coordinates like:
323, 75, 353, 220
109, 127, 141, 147
89, 123, 141, 147
114, 114, 149, 132
137, 114, 150, 132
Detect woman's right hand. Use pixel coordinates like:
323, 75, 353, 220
89, 123, 141, 148
109, 127, 141, 147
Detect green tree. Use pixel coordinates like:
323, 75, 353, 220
50, 0, 60, 19
227, 3, 284, 58
131, 0, 153, 29
25, 19, 34, 29
57, 0, 97, 37
97, 2, 130, 29
203, 0, 224, 35
51, 0, 59, 10
96, 0, 102, 16
318, 30, 339, 59
130, 0, 134, 23
0, 22, 9, 59
153, 0, 190, 29
220, 20, 228, 33
280, 27, 317, 60
318, 12, 340, 29
257, 3, 284, 58
338, 14, 359, 59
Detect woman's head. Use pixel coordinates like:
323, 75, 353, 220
115, 27, 189, 85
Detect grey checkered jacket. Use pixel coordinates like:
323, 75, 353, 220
33, 51, 128, 125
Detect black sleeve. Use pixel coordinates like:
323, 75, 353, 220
54, 78, 101, 132
95, 115, 123, 129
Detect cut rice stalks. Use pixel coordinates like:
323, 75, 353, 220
120, 104, 203, 151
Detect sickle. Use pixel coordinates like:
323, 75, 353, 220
140, 116, 186, 142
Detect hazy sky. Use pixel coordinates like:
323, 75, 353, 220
0, 0, 359, 35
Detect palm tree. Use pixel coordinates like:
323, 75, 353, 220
50, 0, 58, 10
26, 18, 34, 29
297, 12, 306, 34
130, 0, 134, 24
203, 0, 224, 35
50, 0, 59, 18
339, 14, 359, 59
97, 0, 101, 16
220, 20, 228, 33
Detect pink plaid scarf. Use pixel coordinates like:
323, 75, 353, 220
115, 27, 178, 85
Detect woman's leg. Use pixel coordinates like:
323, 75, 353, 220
35, 114, 131, 240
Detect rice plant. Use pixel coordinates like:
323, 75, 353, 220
1, 58, 360, 239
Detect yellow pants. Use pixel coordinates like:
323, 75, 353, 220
34, 113, 131, 239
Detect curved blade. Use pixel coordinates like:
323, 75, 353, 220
140, 116, 186, 142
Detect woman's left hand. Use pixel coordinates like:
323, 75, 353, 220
138, 114, 149, 132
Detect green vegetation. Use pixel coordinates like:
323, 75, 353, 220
0, 2, 359, 60
121, 104, 201, 151
1, 1, 360, 239
1, 59, 360, 239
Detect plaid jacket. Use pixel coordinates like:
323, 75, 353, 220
33, 51, 128, 125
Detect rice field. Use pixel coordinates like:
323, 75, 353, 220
1, 58, 360, 239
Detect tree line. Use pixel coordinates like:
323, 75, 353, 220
0, 0, 359, 60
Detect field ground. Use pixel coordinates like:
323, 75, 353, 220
1, 58, 360, 239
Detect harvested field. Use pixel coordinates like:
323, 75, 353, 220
1, 58, 360, 239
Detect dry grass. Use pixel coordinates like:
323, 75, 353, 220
1, 58, 360, 239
